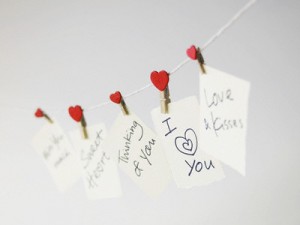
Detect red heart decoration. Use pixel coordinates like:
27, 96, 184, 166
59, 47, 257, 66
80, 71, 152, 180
186, 45, 197, 60
110, 91, 122, 104
150, 70, 169, 91
68, 105, 83, 122
35, 108, 44, 118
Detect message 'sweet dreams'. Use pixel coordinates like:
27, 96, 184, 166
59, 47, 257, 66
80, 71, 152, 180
80, 130, 110, 189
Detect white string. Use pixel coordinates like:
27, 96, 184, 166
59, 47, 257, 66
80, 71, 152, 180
88, 0, 256, 111
201, 0, 257, 51
1, 0, 257, 114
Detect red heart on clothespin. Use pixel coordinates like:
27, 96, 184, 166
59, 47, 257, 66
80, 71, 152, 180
150, 70, 169, 91
35, 108, 44, 118
68, 105, 83, 122
110, 91, 122, 104
186, 45, 197, 60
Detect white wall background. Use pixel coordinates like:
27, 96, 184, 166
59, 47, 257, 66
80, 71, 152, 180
0, 0, 299, 224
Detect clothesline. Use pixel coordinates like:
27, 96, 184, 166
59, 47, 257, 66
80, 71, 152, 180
1, 0, 257, 115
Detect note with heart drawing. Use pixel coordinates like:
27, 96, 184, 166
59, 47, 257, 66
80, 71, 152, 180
199, 66, 250, 175
32, 121, 81, 192
175, 128, 198, 156
102, 112, 171, 197
69, 123, 122, 199
151, 96, 225, 188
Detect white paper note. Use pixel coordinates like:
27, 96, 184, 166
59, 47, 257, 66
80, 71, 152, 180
69, 123, 122, 199
151, 96, 225, 188
32, 121, 81, 192
199, 66, 250, 175
102, 113, 171, 197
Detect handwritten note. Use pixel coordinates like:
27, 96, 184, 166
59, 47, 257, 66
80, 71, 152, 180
69, 123, 122, 199
151, 96, 225, 188
102, 113, 171, 197
32, 122, 81, 192
199, 66, 250, 175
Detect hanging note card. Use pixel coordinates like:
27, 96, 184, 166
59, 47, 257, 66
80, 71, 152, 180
32, 121, 81, 192
199, 66, 250, 175
102, 113, 171, 197
151, 96, 225, 188
69, 123, 122, 199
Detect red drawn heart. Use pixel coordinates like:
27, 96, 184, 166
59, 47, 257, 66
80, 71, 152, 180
68, 105, 83, 122
150, 70, 169, 91
110, 91, 122, 104
35, 108, 44, 117
186, 45, 197, 60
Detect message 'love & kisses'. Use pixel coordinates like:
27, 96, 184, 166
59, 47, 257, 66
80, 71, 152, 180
203, 88, 244, 137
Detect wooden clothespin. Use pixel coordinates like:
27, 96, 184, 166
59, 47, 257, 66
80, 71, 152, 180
68, 105, 88, 139
34, 108, 53, 124
150, 70, 171, 114
186, 45, 206, 74
110, 91, 129, 115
